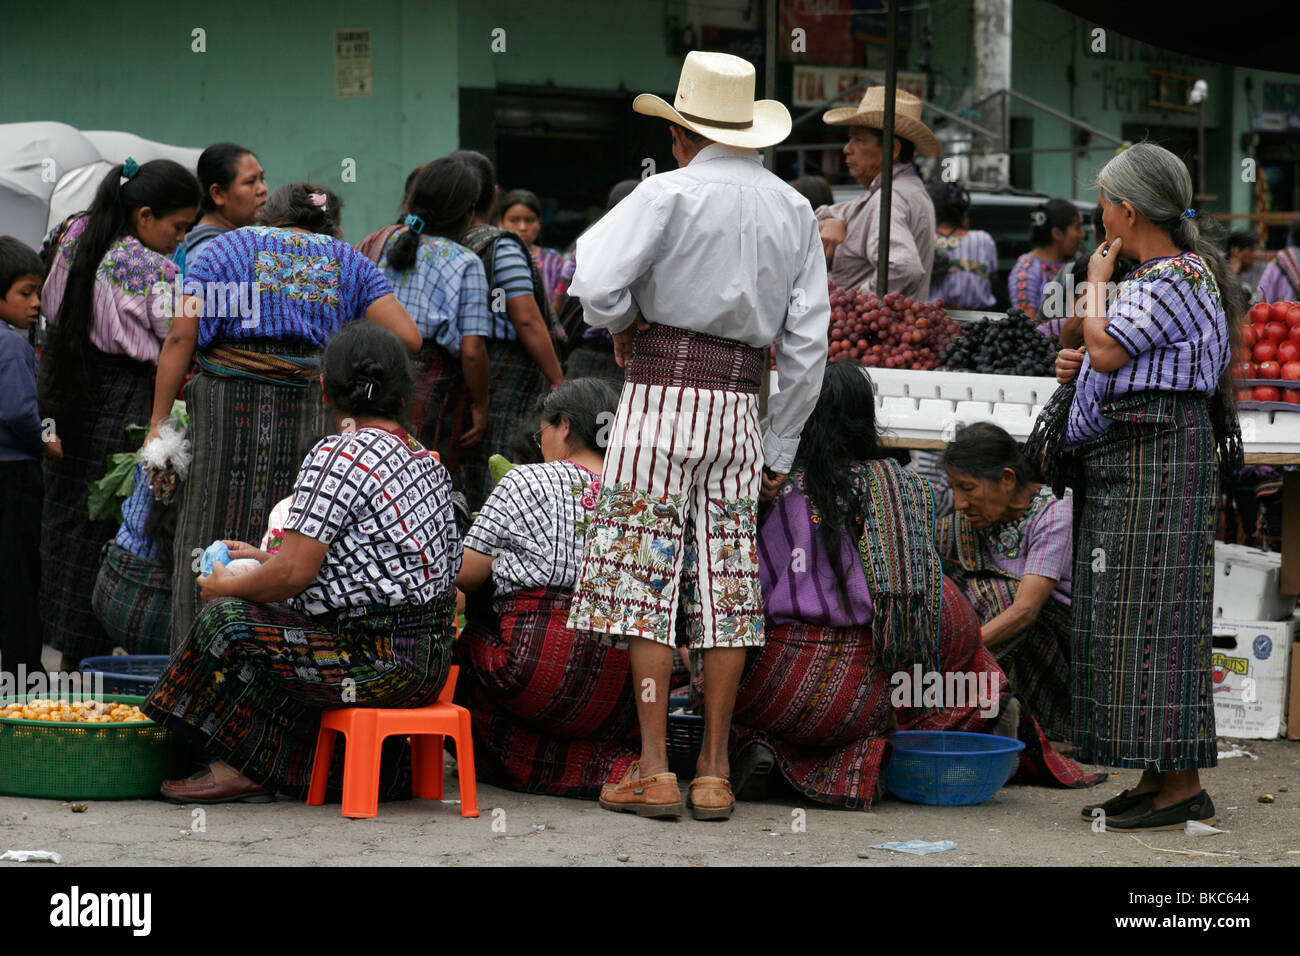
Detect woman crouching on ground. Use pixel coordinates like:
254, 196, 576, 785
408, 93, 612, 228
936, 422, 1074, 742
455, 378, 640, 798
143, 323, 461, 803
732, 361, 1101, 809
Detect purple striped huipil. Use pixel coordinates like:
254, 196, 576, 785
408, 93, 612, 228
978, 490, 1074, 606
759, 484, 874, 628
1254, 250, 1300, 304
930, 229, 997, 310
1008, 252, 1068, 314
1065, 253, 1230, 449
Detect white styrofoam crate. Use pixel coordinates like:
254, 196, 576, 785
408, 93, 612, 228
1212, 614, 1298, 739
1213, 542, 1296, 622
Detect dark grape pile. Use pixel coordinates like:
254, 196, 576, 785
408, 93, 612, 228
941, 310, 1058, 376
827, 283, 961, 370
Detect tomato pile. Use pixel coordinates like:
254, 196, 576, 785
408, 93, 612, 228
827, 283, 961, 370
1233, 300, 1300, 404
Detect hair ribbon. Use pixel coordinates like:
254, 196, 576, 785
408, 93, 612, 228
120, 157, 140, 185
1182, 208, 1197, 220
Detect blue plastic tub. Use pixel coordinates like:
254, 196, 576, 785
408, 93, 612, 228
78, 655, 170, 696
883, 730, 1025, 806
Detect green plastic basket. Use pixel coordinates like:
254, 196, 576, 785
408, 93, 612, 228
0, 694, 186, 800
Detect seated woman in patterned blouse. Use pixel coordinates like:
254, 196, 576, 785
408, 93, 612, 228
455, 378, 640, 799
144, 323, 462, 804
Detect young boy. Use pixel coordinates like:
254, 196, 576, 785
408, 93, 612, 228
0, 237, 60, 677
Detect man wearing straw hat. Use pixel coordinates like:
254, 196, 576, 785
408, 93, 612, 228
816, 88, 940, 298
565, 50, 829, 821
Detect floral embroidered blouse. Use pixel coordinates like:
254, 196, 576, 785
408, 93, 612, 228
1008, 252, 1068, 314
463, 459, 601, 605
41, 214, 179, 364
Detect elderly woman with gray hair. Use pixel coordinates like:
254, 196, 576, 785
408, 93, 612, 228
1032, 142, 1244, 831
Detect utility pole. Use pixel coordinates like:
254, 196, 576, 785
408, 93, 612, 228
971, 0, 1011, 187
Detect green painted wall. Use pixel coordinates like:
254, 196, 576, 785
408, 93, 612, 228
1, 0, 460, 240
457, 0, 683, 92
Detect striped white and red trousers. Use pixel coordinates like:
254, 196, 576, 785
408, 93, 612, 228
567, 326, 767, 650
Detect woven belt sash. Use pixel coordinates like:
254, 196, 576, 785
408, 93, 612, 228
196, 343, 321, 388
624, 324, 766, 393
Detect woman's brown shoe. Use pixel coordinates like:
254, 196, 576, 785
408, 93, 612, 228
598, 761, 682, 819
160, 768, 273, 805
686, 776, 734, 821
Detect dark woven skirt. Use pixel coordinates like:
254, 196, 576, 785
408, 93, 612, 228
0, 459, 44, 673
456, 586, 638, 799
143, 593, 456, 799
171, 345, 325, 649
478, 339, 547, 509
40, 350, 154, 661
410, 342, 480, 506
565, 343, 625, 385
1069, 391, 1219, 770
734, 577, 1098, 809
91, 542, 172, 655
957, 575, 1073, 740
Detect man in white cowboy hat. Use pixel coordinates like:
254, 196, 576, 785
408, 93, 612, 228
565, 50, 829, 822
816, 87, 939, 298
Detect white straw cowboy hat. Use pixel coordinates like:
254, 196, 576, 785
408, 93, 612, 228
823, 87, 940, 156
633, 51, 792, 150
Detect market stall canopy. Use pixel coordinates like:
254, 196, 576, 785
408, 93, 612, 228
1047, 0, 1296, 73
0, 122, 202, 251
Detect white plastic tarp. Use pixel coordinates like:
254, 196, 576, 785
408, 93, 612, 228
0, 122, 202, 251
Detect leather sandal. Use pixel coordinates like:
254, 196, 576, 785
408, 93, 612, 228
686, 776, 734, 821
598, 761, 682, 819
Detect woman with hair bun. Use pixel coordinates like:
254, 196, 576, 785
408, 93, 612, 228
378, 158, 493, 498
150, 181, 421, 648
455, 377, 639, 799
1036, 141, 1243, 830
177, 142, 266, 271
1008, 197, 1084, 322
144, 322, 461, 804
39, 158, 201, 668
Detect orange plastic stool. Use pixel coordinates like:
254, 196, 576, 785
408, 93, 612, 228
305, 664, 479, 819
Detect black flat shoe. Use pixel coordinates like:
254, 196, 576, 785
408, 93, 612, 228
731, 742, 775, 801
1101, 790, 1216, 832
1080, 787, 1151, 820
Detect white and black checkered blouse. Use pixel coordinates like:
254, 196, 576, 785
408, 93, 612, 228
283, 427, 461, 616
463, 460, 602, 601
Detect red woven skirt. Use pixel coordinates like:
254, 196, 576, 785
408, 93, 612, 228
734, 577, 1099, 809
456, 586, 639, 799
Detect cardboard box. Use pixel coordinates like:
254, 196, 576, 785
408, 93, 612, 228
1288, 633, 1300, 741
1280, 470, 1300, 595
1214, 543, 1296, 621
1211, 615, 1298, 740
